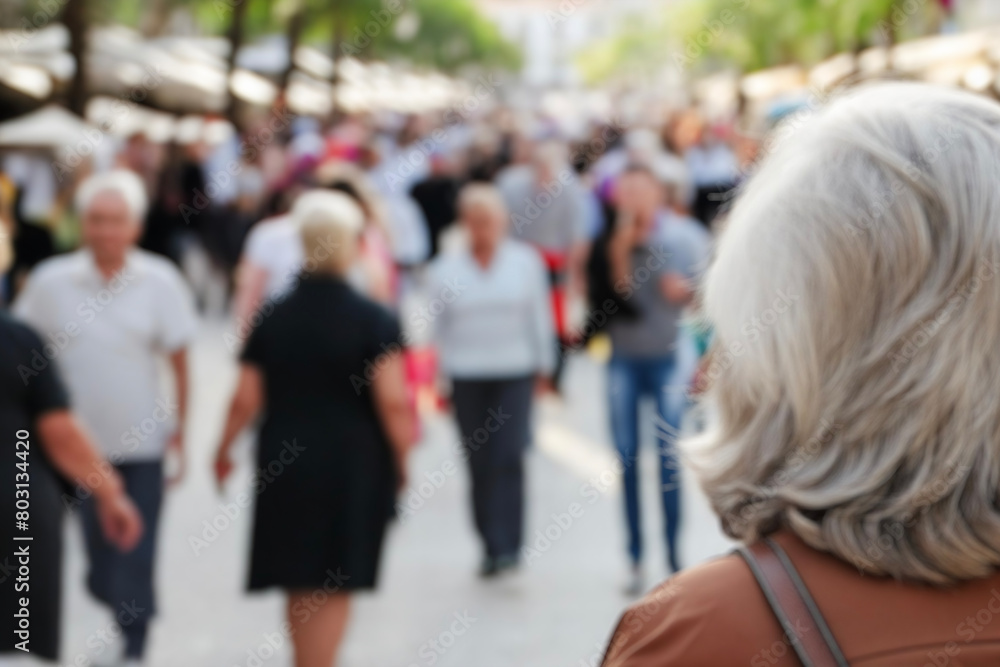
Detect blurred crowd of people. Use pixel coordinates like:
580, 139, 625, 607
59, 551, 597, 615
0, 98, 753, 666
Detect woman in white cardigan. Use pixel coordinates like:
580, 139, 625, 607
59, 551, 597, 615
427, 183, 556, 577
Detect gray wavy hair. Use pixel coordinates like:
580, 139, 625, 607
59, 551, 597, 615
690, 82, 1000, 585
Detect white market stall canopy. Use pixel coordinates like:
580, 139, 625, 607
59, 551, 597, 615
0, 104, 97, 148
0, 23, 468, 118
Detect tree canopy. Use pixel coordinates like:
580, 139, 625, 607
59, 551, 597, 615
579, 0, 944, 82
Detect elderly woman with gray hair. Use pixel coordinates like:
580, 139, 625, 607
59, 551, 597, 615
602, 83, 1000, 666
214, 191, 414, 667
428, 183, 556, 577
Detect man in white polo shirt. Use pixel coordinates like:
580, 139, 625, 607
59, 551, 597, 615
14, 169, 197, 666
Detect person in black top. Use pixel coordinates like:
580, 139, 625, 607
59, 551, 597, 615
0, 310, 142, 662
214, 191, 414, 667
410, 152, 461, 259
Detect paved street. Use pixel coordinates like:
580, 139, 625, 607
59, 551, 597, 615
53, 323, 733, 667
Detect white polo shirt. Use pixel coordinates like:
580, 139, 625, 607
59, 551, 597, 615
14, 248, 198, 462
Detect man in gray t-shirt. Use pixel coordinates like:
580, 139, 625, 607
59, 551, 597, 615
607, 210, 710, 359
604, 165, 711, 592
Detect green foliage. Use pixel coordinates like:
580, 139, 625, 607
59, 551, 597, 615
362, 0, 521, 72
577, 13, 671, 84
80, 0, 518, 72
581, 0, 942, 81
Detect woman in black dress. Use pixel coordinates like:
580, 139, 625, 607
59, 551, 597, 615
214, 190, 414, 667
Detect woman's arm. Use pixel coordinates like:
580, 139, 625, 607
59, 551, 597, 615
372, 351, 416, 491
165, 348, 189, 486
214, 364, 264, 489
233, 261, 269, 326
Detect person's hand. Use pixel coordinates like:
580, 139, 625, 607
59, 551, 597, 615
610, 210, 637, 253
535, 375, 555, 396
214, 447, 235, 494
165, 431, 186, 488
96, 492, 143, 553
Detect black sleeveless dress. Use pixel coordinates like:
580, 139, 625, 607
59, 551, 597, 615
240, 275, 401, 592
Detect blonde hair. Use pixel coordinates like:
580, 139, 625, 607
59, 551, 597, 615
293, 190, 364, 276
458, 183, 508, 221
691, 82, 1000, 584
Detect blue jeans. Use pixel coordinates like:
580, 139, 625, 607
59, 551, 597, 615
608, 356, 685, 571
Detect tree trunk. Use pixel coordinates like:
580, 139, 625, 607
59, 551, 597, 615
278, 8, 306, 99
329, 0, 343, 122
224, 0, 250, 124
64, 0, 88, 116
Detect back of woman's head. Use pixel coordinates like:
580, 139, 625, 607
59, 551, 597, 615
693, 82, 1000, 584
294, 190, 365, 276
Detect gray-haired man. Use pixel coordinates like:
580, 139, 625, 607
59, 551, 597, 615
14, 169, 197, 666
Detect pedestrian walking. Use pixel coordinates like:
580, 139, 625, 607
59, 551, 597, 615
604, 164, 710, 594
427, 183, 556, 576
214, 190, 415, 667
13, 170, 196, 666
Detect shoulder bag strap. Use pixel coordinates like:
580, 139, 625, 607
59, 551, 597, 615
738, 537, 850, 667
